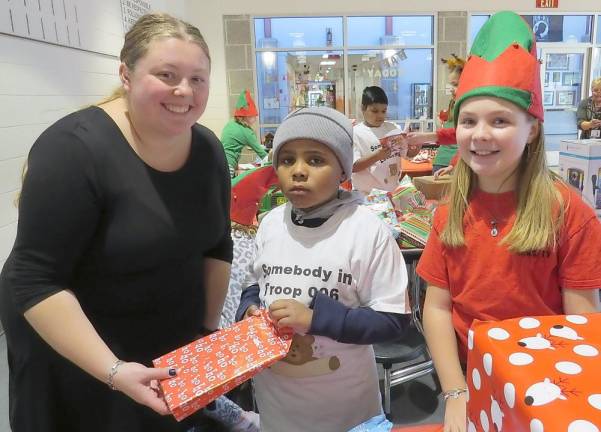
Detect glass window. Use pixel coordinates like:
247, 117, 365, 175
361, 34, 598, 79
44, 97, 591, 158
592, 48, 601, 81
347, 49, 433, 122
347, 16, 433, 46
469, 15, 489, 46
522, 15, 592, 43
598, 16, 601, 44
254, 17, 343, 49
471, 14, 593, 45
256, 50, 345, 125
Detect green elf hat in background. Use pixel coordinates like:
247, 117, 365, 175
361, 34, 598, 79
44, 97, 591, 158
453, 11, 543, 124
234, 89, 259, 117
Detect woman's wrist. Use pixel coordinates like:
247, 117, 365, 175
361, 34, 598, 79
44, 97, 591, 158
107, 359, 124, 390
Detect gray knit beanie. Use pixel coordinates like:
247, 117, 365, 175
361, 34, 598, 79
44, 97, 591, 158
272, 107, 354, 180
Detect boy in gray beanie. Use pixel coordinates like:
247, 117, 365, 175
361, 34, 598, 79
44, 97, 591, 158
272, 107, 354, 181
235, 106, 410, 431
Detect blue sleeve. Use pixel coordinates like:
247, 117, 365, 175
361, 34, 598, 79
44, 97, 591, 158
308, 293, 410, 344
235, 284, 260, 322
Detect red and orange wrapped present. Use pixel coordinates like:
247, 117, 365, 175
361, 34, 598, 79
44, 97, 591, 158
467, 313, 601, 431
153, 310, 292, 421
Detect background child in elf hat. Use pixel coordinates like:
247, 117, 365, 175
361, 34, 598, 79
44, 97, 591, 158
352, 86, 409, 194
221, 89, 267, 177
236, 107, 410, 432
416, 11, 601, 432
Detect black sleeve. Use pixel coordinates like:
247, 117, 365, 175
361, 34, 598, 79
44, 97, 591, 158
9, 121, 101, 313
309, 293, 410, 344
576, 98, 589, 129
235, 284, 260, 322
200, 125, 233, 263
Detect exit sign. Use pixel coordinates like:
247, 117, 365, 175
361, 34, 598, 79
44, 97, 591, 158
536, 0, 558, 7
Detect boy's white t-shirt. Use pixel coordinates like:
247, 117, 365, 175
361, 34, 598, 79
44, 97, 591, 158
248, 203, 409, 432
352, 121, 403, 194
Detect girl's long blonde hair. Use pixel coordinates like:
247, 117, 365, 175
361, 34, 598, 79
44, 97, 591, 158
441, 123, 565, 253
98, 12, 211, 106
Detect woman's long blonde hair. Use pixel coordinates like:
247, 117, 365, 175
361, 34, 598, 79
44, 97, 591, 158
98, 12, 211, 105
440, 123, 565, 253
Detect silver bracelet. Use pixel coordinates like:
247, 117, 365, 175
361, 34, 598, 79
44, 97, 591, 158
442, 388, 467, 401
107, 359, 124, 390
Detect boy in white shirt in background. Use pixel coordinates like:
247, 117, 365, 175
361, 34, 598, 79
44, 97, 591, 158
352, 86, 406, 194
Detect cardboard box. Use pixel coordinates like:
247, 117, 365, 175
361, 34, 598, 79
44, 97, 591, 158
412, 175, 451, 200
559, 139, 601, 217
153, 311, 292, 421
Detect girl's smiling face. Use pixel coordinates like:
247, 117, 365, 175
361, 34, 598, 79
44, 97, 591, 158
456, 96, 539, 193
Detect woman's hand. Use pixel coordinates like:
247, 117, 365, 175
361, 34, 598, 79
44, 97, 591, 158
269, 299, 313, 334
244, 304, 261, 320
112, 362, 176, 415
443, 396, 467, 432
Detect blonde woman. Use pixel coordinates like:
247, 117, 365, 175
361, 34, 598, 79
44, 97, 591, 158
416, 12, 601, 432
576, 77, 601, 139
0, 13, 236, 432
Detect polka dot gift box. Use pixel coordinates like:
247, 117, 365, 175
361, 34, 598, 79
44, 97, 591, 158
153, 310, 292, 421
466, 314, 601, 432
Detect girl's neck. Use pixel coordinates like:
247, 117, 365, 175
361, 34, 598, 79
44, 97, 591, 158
476, 175, 518, 194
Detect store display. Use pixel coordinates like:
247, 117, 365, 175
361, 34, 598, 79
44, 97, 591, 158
153, 311, 292, 421
412, 83, 432, 119
559, 139, 601, 216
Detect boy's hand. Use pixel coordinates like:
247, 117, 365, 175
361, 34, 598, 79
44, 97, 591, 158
377, 146, 392, 160
269, 299, 313, 334
243, 304, 261, 320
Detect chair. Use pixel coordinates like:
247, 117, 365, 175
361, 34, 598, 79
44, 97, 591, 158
374, 248, 434, 416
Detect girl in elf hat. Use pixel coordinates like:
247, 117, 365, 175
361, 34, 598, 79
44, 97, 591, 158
221, 89, 268, 177
416, 11, 601, 431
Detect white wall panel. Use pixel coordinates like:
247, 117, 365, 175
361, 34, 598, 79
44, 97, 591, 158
0, 158, 26, 196
0, 223, 17, 263
0, 190, 18, 228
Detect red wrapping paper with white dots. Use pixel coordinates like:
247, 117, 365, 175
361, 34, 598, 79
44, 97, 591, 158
466, 313, 601, 431
153, 310, 292, 421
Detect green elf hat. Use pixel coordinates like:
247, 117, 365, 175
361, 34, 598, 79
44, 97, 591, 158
454, 11, 543, 124
234, 89, 259, 117
230, 165, 279, 226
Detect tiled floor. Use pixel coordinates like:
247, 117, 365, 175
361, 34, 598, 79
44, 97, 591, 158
0, 334, 443, 431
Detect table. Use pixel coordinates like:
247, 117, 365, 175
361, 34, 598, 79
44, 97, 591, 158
466, 313, 601, 431
401, 159, 433, 178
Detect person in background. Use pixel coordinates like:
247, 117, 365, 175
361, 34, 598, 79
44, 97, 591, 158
405, 54, 465, 178
576, 77, 601, 139
236, 107, 410, 432
352, 86, 406, 194
221, 89, 267, 177
417, 12, 601, 432
0, 13, 235, 432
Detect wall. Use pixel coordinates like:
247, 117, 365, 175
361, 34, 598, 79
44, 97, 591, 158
0, 0, 186, 292
186, 0, 601, 135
